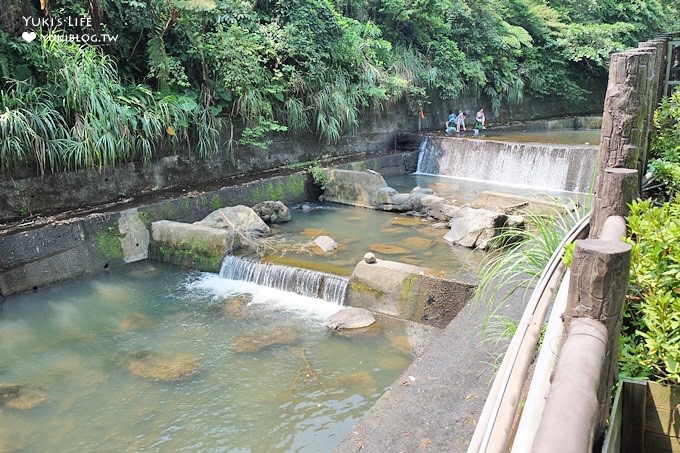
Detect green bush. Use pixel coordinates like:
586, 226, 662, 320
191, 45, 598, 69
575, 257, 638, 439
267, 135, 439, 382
646, 91, 680, 200
619, 198, 680, 384
308, 163, 329, 191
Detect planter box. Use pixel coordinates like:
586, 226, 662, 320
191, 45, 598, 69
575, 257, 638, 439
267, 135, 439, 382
604, 379, 680, 453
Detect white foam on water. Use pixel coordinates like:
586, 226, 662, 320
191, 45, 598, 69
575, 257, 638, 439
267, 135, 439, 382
187, 272, 344, 321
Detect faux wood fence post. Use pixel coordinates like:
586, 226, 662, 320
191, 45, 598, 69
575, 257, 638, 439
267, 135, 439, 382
597, 51, 649, 176
590, 168, 639, 238
562, 234, 632, 443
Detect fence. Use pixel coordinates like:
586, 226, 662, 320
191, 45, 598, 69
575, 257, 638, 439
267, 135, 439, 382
468, 31, 680, 453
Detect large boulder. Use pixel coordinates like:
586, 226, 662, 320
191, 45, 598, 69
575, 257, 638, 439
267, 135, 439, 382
444, 206, 523, 250
252, 200, 292, 224
325, 307, 376, 330
323, 169, 389, 208
196, 205, 270, 236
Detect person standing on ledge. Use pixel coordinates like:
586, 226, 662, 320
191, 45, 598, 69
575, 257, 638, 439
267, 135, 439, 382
456, 110, 466, 132
475, 108, 486, 129
446, 111, 457, 135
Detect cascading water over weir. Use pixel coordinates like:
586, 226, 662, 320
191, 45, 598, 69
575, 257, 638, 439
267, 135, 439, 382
416, 136, 599, 193
219, 255, 349, 305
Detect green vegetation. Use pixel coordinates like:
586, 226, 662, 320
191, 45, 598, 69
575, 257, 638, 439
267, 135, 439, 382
645, 90, 680, 201
210, 194, 222, 210
96, 226, 124, 259
619, 198, 680, 384
2, 0, 677, 175
619, 93, 680, 385
308, 163, 330, 191
476, 207, 583, 335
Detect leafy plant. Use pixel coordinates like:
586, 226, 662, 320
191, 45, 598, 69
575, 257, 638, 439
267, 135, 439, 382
645, 91, 680, 201
308, 163, 330, 191
476, 204, 583, 333
619, 198, 680, 384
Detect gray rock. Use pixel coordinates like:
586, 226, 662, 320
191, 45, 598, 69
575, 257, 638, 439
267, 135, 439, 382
314, 235, 338, 252
196, 205, 270, 236
444, 206, 522, 250
252, 200, 292, 224
363, 252, 377, 264
325, 307, 377, 330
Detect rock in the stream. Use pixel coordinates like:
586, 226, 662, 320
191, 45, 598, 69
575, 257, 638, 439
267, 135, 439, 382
325, 307, 376, 330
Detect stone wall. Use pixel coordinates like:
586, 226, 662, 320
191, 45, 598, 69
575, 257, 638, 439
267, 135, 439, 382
0, 172, 314, 296
0, 89, 602, 222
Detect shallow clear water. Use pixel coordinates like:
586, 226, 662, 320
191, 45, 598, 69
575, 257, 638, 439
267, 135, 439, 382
0, 262, 433, 452
445, 128, 600, 145
266, 173, 586, 281
267, 203, 484, 282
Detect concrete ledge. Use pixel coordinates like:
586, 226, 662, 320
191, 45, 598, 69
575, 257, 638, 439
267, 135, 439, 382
347, 259, 476, 328
149, 220, 238, 272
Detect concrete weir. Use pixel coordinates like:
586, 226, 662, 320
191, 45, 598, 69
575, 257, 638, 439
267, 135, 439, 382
417, 136, 599, 193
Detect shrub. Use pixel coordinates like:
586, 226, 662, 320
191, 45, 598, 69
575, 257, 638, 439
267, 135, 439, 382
619, 198, 680, 384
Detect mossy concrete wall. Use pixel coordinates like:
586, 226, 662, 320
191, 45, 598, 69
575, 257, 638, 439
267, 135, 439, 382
0, 84, 603, 222
0, 172, 315, 296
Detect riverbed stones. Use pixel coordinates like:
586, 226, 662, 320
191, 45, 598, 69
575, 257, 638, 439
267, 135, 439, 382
124, 350, 200, 381
369, 243, 410, 255
325, 307, 376, 330
0, 384, 48, 410
230, 325, 299, 353
252, 200, 291, 224
363, 252, 377, 264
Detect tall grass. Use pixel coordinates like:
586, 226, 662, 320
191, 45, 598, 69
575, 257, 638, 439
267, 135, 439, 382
476, 204, 584, 336
0, 81, 68, 175
0, 33, 219, 176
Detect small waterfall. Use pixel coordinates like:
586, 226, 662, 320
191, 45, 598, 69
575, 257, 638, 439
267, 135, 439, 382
416, 136, 598, 193
219, 255, 348, 305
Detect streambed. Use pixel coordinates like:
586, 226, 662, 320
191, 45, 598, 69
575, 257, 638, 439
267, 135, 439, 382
0, 261, 437, 452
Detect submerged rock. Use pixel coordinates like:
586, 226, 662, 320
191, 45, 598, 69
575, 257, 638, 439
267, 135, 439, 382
124, 351, 200, 381
230, 326, 299, 353
336, 371, 378, 397
0, 384, 48, 410
369, 243, 409, 255
313, 235, 338, 253
325, 307, 376, 330
222, 293, 253, 319
119, 312, 154, 331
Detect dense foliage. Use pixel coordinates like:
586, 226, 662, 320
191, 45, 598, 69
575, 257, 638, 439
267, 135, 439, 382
617, 89, 680, 384
645, 90, 680, 201
620, 198, 680, 384
1, 0, 678, 174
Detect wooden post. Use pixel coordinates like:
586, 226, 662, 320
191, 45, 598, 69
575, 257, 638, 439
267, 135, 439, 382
590, 168, 639, 238
563, 236, 632, 441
